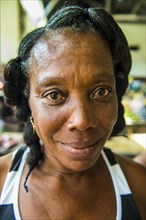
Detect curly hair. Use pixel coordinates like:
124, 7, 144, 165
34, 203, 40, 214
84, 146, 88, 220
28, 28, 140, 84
4, 6, 131, 191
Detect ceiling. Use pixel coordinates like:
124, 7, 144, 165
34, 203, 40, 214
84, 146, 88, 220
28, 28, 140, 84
41, 0, 146, 22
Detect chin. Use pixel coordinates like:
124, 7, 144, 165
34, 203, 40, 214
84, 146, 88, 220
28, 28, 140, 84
60, 154, 100, 174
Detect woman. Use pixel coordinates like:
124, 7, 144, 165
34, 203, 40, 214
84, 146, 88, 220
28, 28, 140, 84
0, 6, 145, 220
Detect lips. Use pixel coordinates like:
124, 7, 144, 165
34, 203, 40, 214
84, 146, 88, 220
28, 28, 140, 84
57, 139, 99, 157
60, 140, 98, 149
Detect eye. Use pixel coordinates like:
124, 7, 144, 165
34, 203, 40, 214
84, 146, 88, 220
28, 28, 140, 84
97, 88, 111, 96
91, 87, 112, 101
43, 90, 66, 104
49, 92, 62, 100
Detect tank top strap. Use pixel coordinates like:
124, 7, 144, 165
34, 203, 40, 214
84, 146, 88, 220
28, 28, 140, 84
0, 146, 29, 220
102, 147, 141, 220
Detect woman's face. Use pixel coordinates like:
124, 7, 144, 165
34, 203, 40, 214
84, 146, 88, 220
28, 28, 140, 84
29, 31, 118, 173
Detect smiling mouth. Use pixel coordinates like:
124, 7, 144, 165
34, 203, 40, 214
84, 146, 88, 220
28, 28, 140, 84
57, 140, 100, 157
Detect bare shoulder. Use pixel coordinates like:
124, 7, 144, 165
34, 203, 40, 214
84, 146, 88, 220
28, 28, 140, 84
115, 153, 146, 188
0, 153, 13, 193
115, 153, 146, 220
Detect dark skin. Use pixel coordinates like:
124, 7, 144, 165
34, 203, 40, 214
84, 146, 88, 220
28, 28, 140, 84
134, 152, 146, 167
0, 32, 146, 220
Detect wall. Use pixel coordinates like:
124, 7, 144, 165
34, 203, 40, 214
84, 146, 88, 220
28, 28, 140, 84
0, 0, 20, 63
118, 23, 146, 78
1, 1, 145, 78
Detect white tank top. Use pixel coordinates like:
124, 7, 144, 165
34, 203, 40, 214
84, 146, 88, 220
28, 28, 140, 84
0, 147, 141, 220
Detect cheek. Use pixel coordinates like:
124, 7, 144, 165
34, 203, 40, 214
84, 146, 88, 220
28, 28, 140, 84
92, 91, 118, 134
30, 103, 66, 139
29, 93, 118, 140
100, 98, 118, 130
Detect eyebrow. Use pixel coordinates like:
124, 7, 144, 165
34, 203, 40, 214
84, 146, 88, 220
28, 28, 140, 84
36, 71, 115, 86
36, 76, 67, 86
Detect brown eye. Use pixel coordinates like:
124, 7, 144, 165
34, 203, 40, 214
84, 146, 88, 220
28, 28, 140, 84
49, 92, 60, 100
97, 88, 111, 96
43, 90, 66, 105
91, 87, 112, 101
46, 91, 65, 101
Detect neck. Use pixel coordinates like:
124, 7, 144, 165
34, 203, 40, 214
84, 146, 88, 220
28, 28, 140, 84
32, 153, 103, 189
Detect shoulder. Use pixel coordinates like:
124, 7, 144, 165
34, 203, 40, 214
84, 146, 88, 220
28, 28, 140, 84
134, 152, 146, 167
0, 153, 13, 193
115, 153, 146, 220
0, 146, 28, 194
115, 153, 146, 189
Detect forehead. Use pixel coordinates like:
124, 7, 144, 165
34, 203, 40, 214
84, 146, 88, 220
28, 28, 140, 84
29, 30, 112, 71
28, 30, 114, 90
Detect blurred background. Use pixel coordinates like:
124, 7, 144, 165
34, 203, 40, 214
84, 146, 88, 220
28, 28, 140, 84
0, 0, 145, 158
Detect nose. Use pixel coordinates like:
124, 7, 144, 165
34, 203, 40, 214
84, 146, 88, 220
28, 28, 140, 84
67, 104, 97, 131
